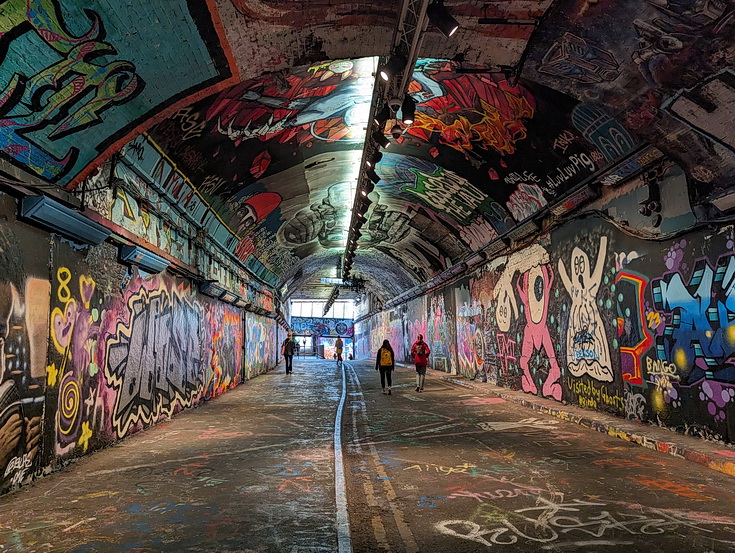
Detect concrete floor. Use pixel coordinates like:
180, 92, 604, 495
1, 357, 734, 552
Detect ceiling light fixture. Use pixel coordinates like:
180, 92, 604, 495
372, 130, 391, 149
373, 104, 391, 127
366, 150, 383, 168
427, 0, 460, 37
401, 95, 416, 125
390, 123, 402, 139
379, 53, 407, 81
365, 169, 380, 185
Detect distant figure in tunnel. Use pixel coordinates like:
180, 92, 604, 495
411, 335, 431, 392
281, 333, 295, 374
335, 336, 344, 368
375, 340, 395, 395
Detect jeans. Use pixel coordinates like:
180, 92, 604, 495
285, 355, 293, 372
416, 365, 426, 389
379, 367, 392, 388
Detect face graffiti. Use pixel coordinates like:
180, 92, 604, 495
558, 236, 613, 382
364, 217, 735, 445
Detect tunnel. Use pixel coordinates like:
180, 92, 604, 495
0, 0, 734, 550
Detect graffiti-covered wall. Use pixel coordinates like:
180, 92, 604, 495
290, 317, 354, 337
0, 192, 280, 494
245, 312, 278, 378
362, 214, 735, 444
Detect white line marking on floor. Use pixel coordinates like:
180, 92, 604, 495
335, 362, 353, 553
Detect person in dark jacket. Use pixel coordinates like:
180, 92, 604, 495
375, 339, 395, 395
281, 333, 296, 374
411, 334, 431, 392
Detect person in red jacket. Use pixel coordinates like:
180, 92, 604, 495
411, 334, 431, 392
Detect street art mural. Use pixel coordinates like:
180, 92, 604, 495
146, 58, 376, 281
527, 0, 735, 198
402, 297, 427, 363
557, 236, 613, 382
362, 213, 735, 443
0, 211, 49, 490
290, 316, 354, 338
0, 192, 284, 495
426, 289, 457, 374
0, 0, 234, 186
517, 261, 562, 400
245, 312, 277, 379
144, 57, 630, 295
202, 301, 243, 398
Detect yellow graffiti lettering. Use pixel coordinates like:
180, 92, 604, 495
56, 267, 72, 304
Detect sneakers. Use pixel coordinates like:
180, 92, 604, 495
387, 388, 392, 395
419, 387, 424, 392
415, 387, 420, 392
382, 388, 387, 394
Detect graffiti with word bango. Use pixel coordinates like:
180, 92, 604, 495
359, 216, 735, 443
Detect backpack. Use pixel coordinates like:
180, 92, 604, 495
415, 342, 426, 356
380, 348, 392, 366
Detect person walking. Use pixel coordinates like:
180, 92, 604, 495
281, 333, 296, 374
411, 334, 431, 392
375, 339, 395, 395
335, 336, 344, 368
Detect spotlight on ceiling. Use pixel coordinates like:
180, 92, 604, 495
372, 130, 390, 149
390, 123, 402, 139
373, 104, 391, 128
366, 150, 383, 169
365, 169, 380, 186
401, 95, 416, 125
427, 0, 460, 37
357, 196, 373, 213
379, 53, 406, 82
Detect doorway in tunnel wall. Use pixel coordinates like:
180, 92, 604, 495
365, 215, 735, 444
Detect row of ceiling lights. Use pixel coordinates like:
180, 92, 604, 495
342, 0, 460, 287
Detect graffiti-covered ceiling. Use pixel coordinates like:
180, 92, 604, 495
1, 0, 733, 302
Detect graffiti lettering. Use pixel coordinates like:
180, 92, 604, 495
506, 182, 548, 221
544, 153, 596, 193
566, 377, 625, 411
645, 357, 679, 378
172, 108, 207, 141
435, 496, 735, 547
403, 167, 487, 224
105, 288, 202, 437
651, 253, 735, 383
504, 171, 541, 186
552, 130, 576, 153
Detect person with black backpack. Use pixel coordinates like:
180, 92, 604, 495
411, 334, 431, 392
375, 339, 395, 395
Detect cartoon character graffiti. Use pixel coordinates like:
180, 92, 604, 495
517, 264, 562, 399
558, 236, 613, 382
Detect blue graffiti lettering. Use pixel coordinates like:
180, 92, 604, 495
651, 254, 735, 383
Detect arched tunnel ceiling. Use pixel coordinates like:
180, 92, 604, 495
144, 58, 619, 299
1, 0, 734, 302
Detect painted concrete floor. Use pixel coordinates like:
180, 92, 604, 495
0, 357, 734, 552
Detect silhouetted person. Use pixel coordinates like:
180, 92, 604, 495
411, 334, 431, 392
375, 339, 395, 395
281, 333, 295, 374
